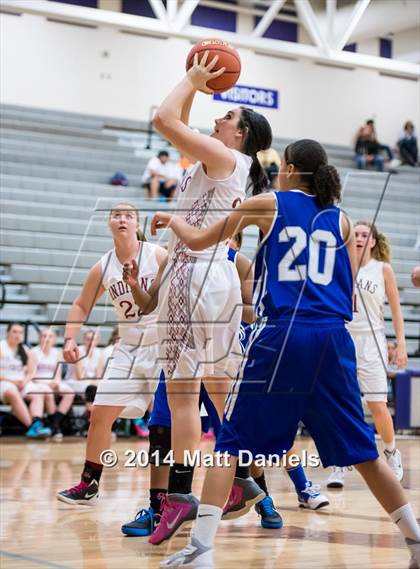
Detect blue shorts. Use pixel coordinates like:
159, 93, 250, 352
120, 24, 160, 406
149, 371, 221, 436
217, 319, 379, 467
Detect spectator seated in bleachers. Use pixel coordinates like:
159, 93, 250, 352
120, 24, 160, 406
354, 121, 385, 172
0, 323, 52, 439
398, 121, 418, 167
32, 327, 75, 441
102, 326, 120, 371
354, 119, 401, 172
64, 329, 103, 407
141, 150, 181, 201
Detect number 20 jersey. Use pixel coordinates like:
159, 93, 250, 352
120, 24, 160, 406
100, 242, 159, 346
253, 190, 353, 323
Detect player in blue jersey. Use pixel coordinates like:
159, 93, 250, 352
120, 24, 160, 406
121, 237, 283, 539
152, 139, 419, 569
229, 234, 329, 519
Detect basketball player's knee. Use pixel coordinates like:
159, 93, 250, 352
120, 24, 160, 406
89, 406, 114, 428
354, 458, 380, 474
149, 425, 171, 465
168, 392, 198, 411
3, 388, 19, 404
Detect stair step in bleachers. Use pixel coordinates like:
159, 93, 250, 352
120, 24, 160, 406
1, 127, 144, 152
9, 264, 89, 286
1, 137, 148, 163
0, 161, 144, 185
0, 149, 149, 176
1, 174, 142, 197
1, 229, 113, 254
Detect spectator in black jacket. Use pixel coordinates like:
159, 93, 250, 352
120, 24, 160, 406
398, 122, 418, 166
354, 123, 385, 171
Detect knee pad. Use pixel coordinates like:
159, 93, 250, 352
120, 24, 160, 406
84, 384, 97, 403
148, 425, 172, 465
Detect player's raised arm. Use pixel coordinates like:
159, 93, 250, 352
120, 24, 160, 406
152, 53, 236, 178
152, 193, 276, 251
123, 256, 168, 315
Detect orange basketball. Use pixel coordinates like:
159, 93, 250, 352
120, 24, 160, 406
186, 38, 241, 94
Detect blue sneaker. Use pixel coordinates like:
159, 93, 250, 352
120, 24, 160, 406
297, 482, 329, 510
255, 496, 283, 529
25, 420, 51, 439
121, 508, 159, 536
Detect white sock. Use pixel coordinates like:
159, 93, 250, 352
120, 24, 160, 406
390, 504, 420, 542
384, 439, 396, 453
191, 504, 222, 548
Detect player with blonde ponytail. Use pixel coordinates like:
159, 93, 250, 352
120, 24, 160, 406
327, 221, 408, 488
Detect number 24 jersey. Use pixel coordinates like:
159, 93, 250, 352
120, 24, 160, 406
100, 242, 160, 346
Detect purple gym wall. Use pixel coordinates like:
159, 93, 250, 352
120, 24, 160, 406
191, 3, 237, 32
49, 0, 97, 7
380, 38, 393, 59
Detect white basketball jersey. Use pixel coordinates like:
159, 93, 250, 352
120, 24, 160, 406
0, 339, 25, 381
32, 346, 60, 381
100, 242, 159, 345
79, 346, 102, 378
168, 149, 252, 261
347, 259, 386, 334
102, 343, 115, 363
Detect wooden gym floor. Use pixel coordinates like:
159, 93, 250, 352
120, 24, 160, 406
0, 437, 419, 569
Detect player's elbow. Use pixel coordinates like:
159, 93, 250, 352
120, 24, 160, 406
153, 110, 171, 133
187, 236, 204, 251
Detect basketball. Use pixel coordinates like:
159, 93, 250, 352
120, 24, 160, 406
186, 38, 241, 93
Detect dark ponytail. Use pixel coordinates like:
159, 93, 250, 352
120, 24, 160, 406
6, 322, 28, 366
238, 107, 273, 196
249, 155, 268, 196
313, 164, 341, 207
284, 139, 341, 207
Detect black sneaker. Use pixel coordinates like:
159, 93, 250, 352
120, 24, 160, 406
121, 508, 160, 536
57, 479, 99, 505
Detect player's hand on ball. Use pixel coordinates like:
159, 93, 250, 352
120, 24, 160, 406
151, 212, 174, 235
63, 338, 79, 363
187, 51, 225, 94
122, 259, 139, 288
395, 343, 408, 369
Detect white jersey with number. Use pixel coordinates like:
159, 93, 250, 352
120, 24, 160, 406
100, 242, 159, 346
347, 259, 386, 334
0, 340, 25, 381
168, 149, 251, 261
32, 346, 60, 381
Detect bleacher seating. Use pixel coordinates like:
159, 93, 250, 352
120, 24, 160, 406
0, 104, 419, 362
